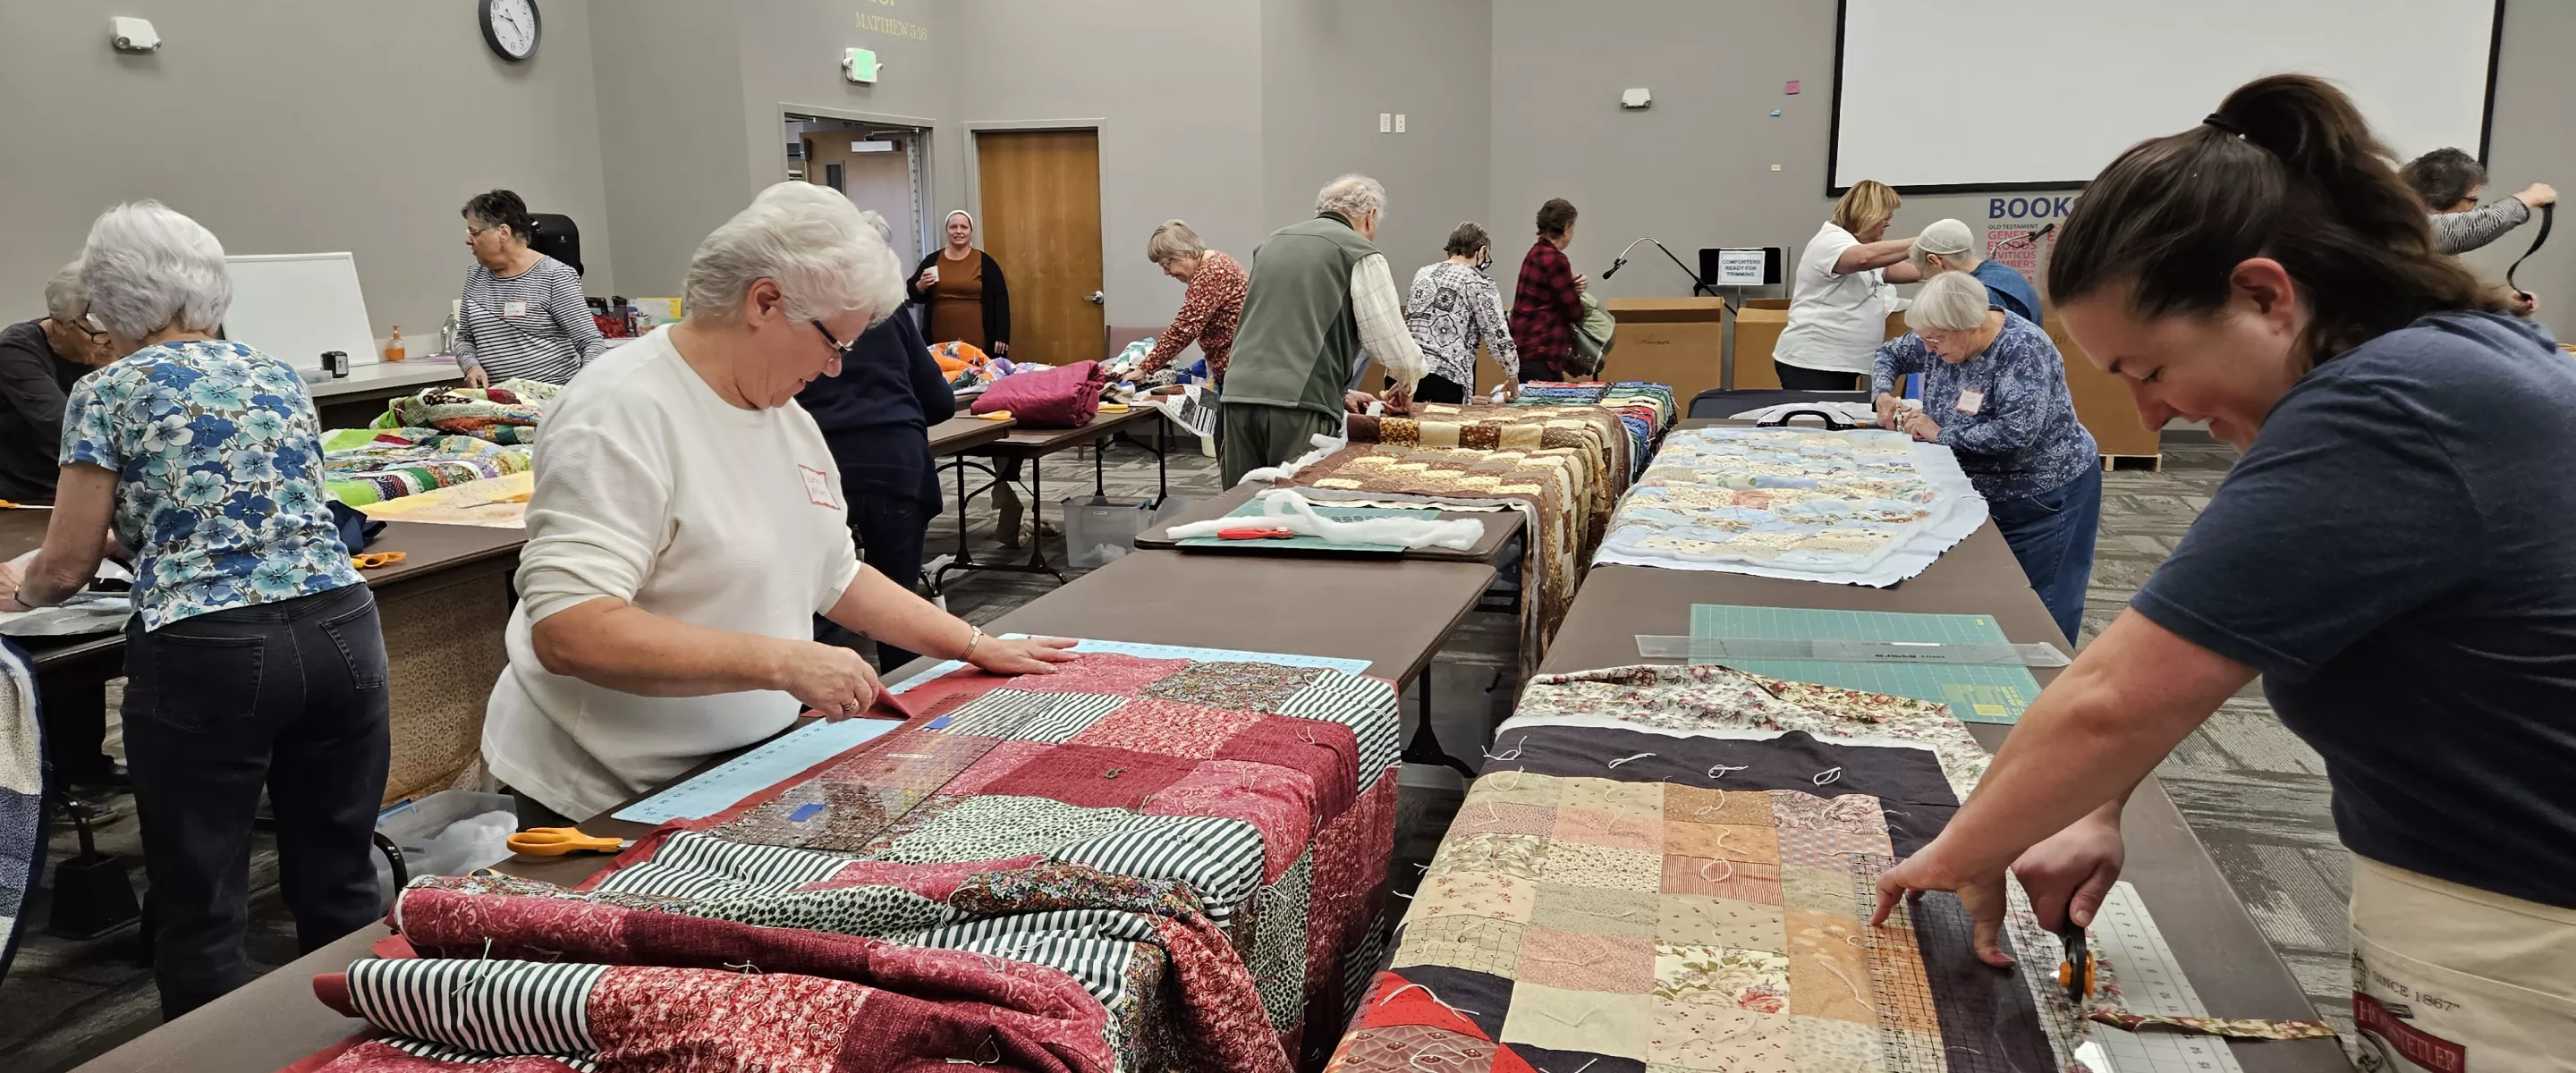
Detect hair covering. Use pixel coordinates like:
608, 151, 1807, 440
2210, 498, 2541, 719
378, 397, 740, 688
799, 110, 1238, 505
1915, 218, 1974, 258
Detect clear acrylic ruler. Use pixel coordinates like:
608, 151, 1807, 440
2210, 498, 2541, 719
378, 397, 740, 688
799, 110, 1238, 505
2073, 882, 2246, 1073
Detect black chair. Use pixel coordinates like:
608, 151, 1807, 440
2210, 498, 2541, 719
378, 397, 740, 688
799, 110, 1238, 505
528, 213, 582, 276
1685, 387, 1870, 419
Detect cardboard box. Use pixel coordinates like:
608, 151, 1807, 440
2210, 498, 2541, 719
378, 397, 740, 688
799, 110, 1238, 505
1606, 297, 1728, 402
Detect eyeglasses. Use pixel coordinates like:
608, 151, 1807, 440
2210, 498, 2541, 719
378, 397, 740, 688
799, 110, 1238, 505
58, 311, 108, 344
811, 320, 860, 360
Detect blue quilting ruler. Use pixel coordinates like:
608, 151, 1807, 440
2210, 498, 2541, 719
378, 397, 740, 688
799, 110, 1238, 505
612, 717, 903, 824
1687, 604, 2044, 722
886, 635, 1372, 693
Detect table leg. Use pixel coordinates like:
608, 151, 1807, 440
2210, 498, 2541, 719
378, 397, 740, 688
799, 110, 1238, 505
1093, 438, 1106, 498
1397, 669, 1478, 777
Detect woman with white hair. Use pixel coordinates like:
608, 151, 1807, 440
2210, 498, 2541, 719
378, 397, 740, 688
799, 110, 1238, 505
1775, 180, 1925, 390
483, 182, 1075, 829
1908, 217, 2044, 327
0, 201, 386, 1018
1136, 220, 1249, 384
0, 261, 113, 505
1871, 270, 2098, 642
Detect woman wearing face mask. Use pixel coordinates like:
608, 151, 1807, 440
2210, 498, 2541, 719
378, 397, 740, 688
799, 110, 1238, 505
1874, 75, 2576, 1063
1404, 223, 1521, 403
1870, 271, 2097, 642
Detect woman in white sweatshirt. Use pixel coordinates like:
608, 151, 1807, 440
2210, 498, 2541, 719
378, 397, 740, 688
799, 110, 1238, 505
482, 182, 1075, 826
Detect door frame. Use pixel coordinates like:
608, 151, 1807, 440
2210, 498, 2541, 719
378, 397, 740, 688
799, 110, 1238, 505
961, 119, 1108, 305
780, 102, 941, 262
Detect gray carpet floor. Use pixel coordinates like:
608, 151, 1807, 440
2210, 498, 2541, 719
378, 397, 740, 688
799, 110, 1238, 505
1, 430, 2351, 1071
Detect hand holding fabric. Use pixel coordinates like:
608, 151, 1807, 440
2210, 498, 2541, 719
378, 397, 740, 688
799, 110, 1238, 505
781, 641, 885, 720
1875, 393, 1903, 429
464, 364, 491, 389
970, 635, 1079, 676
1873, 841, 2015, 967
1343, 391, 1376, 413
1902, 410, 1942, 442
1382, 386, 1414, 416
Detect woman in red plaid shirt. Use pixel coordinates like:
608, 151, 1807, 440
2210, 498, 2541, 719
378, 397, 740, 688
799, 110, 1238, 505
1508, 199, 1588, 383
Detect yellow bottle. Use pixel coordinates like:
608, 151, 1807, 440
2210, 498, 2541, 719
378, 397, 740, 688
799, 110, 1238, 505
385, 325, 406, 363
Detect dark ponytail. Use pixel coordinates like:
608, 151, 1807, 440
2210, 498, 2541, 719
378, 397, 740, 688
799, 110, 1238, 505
462, 189, 538, 246
2049, 74, 2509, 365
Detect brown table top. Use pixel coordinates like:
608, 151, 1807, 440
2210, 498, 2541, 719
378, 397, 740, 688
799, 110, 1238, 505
928, 415, 1016, 456
1539, 560, 2346, 1073
1132, 485, 1518, 563
78, 546, 1500, 1073
984, 406, 1158, 453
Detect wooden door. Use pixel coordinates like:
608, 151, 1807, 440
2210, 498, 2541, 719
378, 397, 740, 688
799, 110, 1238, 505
976, 129, 1105, 367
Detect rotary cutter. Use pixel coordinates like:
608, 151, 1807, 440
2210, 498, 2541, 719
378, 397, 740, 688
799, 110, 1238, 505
2056, 925, 2097, 1005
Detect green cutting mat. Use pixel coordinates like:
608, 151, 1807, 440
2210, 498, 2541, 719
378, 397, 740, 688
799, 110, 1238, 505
1689, 604, 2041, 723
1176, 500, 1443, 555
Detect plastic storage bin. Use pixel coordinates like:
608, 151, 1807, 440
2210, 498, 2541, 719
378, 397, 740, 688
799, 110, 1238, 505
370, 790, 516, 912
1062, 496, 1158, 569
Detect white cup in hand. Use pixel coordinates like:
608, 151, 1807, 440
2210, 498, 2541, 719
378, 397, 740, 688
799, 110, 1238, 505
920, 266, 941, 288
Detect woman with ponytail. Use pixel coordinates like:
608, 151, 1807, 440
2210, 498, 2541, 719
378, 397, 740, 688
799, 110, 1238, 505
1877, 75, 2576, 1060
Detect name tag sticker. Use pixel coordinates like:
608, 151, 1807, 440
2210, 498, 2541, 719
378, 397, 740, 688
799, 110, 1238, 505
502, 300, 530, 317
1955, 389, 1984, 415
800, 465, 838, 509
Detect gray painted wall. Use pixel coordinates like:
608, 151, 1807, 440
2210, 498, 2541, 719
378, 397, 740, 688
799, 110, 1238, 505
0, 0, 614, 342
948, 0, 1266, 333
591, 0, 746, 299
1262, 0, 1493, 294
1493, 0, 2569, 340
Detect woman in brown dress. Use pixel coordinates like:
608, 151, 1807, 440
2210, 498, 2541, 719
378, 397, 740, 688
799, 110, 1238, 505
908, 210, 1031, 544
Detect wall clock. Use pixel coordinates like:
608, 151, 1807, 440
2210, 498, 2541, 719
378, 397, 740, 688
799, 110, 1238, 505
479, 0, 540, 62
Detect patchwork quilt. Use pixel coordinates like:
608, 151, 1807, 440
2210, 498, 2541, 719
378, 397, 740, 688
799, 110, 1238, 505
1344, 401, 1634, 525
321, 427, 533, 507
373, 379, 560, 444
1596, 427, 1985, 584
1279, 444, 1597, 668
0, 639, 42, 982
1509, 381, 1678, 477
318, 650, 1402, 1073
1328, 663, 2097, 1073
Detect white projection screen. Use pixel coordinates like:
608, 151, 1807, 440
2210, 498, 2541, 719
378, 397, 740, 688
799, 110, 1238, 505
1829, 0, 2504, 192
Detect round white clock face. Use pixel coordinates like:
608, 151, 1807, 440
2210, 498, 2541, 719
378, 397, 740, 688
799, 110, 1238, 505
483, 0, 539, 60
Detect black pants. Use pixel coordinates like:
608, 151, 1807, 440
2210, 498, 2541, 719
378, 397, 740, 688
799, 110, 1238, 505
1772, 361, 1862, 391
1405, 374, 1469, 404
41, 681, 114, 784
850, 494, 931, 671
1517, 359, 1563, 384
122, 583, 391, 1019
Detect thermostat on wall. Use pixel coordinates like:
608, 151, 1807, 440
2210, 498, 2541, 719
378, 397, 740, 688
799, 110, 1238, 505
1620, 88, 1652, 110
109, 16, 160, 52
843, 47, 879, 84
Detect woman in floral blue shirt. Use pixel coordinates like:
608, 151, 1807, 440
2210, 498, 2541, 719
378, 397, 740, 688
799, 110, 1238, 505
0, 201, 387, 1018
1870, 271, 2100, 643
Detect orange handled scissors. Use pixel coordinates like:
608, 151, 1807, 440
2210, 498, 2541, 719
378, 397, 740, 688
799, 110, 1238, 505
351, 552, 409, 570
504, 827, 634, 857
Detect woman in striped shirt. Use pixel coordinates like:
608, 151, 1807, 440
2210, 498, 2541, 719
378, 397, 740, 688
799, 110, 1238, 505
456, 190, 606, 386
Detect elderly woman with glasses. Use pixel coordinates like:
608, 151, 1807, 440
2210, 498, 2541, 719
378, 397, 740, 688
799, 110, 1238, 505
1871, 271, 2099, 643
457, 189, 606, 387
483, 182, 1075, 830
0, 261, 114, 504
0, 202, 386, 1018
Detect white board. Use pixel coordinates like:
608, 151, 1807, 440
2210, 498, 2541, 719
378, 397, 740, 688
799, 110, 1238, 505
223, 252, 378, 372
1832, 0, 2501, 191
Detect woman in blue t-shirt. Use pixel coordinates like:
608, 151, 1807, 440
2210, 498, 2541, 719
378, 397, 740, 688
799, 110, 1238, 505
1875, 75, 2576, 1060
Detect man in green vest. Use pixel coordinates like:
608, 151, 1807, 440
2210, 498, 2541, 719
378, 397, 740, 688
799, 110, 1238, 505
1219, 174, 1428, 486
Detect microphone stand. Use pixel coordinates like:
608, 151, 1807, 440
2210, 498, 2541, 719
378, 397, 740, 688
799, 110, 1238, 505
1604, 237, 1711, 297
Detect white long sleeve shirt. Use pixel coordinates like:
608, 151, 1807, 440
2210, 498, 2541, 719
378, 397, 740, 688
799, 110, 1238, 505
1350, 254, 1428, 391
481, 325, 862, 819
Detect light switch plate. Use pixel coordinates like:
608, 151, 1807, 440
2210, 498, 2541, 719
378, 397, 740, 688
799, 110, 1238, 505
1394, 114, 1407, 133
1771, 165, 1783, 171
1379, 113, 1392, 133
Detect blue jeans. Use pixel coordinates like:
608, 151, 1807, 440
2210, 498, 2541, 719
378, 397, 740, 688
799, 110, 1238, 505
1989, 465, 2102, 646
